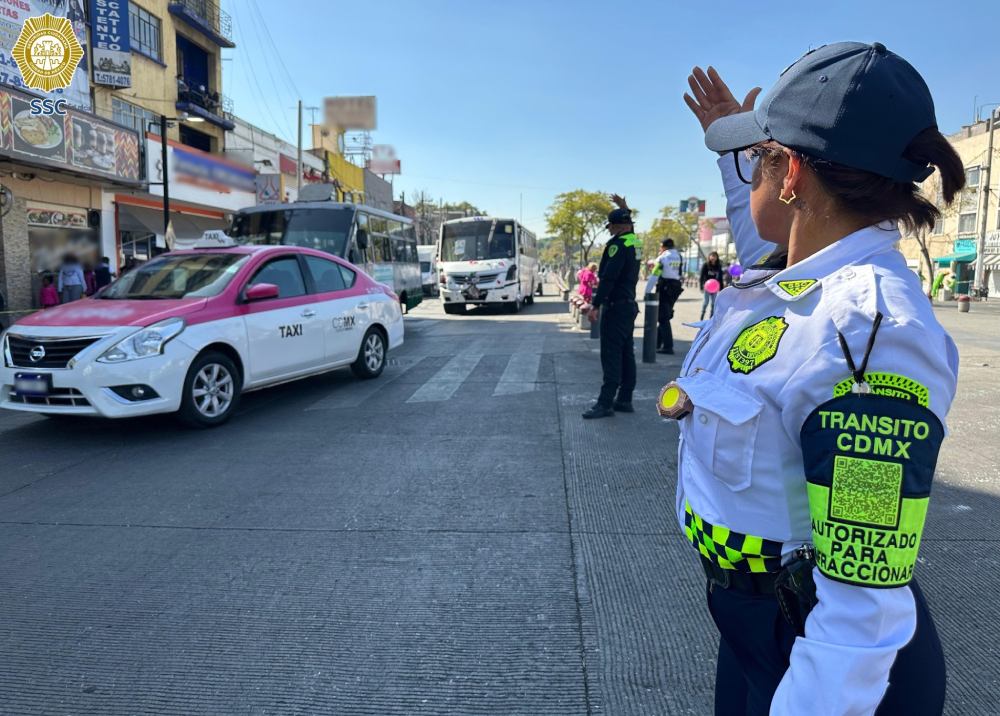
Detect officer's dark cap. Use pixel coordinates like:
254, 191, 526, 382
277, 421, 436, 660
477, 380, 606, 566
705, 42, 936, 183
607, 208, 632, 225
661, 239, 674, 248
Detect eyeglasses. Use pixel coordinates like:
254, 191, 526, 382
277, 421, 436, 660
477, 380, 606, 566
733, 147, 770, 185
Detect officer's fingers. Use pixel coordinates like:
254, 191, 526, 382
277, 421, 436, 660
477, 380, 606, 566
683, 93, 707, 121
687, 73, 710, 106
741, 87, 762, 112
705, 66, 736, 102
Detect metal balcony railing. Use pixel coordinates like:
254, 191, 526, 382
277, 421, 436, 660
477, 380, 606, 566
178, 78, 233, 118
169, 0, 233, 44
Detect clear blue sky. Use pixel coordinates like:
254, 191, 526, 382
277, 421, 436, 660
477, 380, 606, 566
223, 0, 997, 237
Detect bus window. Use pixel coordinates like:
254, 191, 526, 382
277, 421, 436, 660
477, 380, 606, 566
369, 216, 388, 235
387, 219, 404, 237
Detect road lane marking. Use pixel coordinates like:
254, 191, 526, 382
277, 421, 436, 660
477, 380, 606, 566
494, 352, 542, 396
406, 353, 484, 403
306, 357, 424, 410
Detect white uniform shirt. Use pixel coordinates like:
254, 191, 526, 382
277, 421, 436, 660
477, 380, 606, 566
674, 155, 959, 715
657, 249, 682, 280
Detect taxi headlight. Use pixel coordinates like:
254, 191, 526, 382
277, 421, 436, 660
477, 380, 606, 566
98, 318, 185, 363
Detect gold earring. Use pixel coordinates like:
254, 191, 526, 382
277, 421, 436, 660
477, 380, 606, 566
779, 190, 797, 205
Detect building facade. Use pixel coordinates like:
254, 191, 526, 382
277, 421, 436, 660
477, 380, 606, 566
898, 118, 1000, 294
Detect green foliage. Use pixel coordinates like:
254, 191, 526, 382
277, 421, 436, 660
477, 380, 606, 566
643, 206, 703, 264
545, 190, 616, 264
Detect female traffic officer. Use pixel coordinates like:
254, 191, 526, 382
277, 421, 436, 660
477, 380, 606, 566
666, 43, 964, 715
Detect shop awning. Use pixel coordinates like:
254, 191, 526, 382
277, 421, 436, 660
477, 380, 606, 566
983, 254, 1000, 269
116, 196, 229, 240
934, 251, 976, 266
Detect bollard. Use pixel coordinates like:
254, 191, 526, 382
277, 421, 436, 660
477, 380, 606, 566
642, 293, 657, 363
958, 295, 971, 313
590, 308, 601, 339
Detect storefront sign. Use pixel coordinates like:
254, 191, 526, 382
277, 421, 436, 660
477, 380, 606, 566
986, 230, 1000, 252
147, 135, 257, 212
954, 238, 977, 254
27, 201, 87, 228
0, 83, 140, 183
89, 0, 131, 88
0, 0, 91, 110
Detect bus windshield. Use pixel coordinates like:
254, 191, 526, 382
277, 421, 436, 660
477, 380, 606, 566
440, 220, 515, 261
230, 208, 354, 257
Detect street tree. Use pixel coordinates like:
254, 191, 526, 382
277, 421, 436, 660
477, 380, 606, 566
545, 190, 615, 265
644, 205, 703, 265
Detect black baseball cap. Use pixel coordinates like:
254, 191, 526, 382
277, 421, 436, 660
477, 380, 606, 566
705, 42, 936, 183
607, 208, 632, 225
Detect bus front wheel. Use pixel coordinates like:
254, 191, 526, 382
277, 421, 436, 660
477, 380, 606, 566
444, 303, 466, 315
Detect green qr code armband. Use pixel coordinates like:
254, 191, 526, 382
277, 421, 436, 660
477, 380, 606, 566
800, 393, 945, 588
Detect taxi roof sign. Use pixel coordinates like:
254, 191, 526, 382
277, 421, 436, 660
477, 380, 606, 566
174, 230, 239, 250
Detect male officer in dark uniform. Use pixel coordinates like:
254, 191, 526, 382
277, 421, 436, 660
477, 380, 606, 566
583, 195, 641, 419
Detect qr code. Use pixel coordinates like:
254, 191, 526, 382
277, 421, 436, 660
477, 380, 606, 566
830, 456, 903, 528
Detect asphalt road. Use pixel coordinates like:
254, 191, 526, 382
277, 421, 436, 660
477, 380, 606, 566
1, 288, 997, 715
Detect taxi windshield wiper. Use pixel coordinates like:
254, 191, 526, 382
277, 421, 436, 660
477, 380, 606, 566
123, 294, 174, 300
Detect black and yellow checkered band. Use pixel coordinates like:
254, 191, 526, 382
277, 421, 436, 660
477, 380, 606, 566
684, 502, 783, 573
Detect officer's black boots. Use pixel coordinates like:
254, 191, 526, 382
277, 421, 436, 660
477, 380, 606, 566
582, 403, 615, 419
612, 400, 634, 412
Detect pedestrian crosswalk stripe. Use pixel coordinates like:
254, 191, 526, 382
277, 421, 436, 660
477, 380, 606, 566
306, 357, 424, 410
406, 353, 485, 403
494, 352, 542, 396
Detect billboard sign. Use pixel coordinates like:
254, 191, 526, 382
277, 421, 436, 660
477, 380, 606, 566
147, 135, 257, 211
0, 83, 140, 183
366, 144, 400, 175
89, 0, 131, 88
679, 197, 706, 215
0, 0, 92, 110
323, 96, 376, 130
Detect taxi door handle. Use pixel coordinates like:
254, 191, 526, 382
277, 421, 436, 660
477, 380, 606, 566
357, 303, 370, 310
301, 309, 317, 318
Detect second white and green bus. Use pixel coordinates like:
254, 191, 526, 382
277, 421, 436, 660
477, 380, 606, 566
437, 217, 539, 314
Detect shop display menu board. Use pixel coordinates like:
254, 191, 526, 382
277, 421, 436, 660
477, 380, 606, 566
0, 84, 141, 184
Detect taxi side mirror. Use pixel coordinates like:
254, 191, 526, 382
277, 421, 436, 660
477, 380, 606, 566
356, 229, 369, 250
245, 282, 280, 302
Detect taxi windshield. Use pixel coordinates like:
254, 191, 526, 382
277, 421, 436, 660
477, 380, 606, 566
101, 253, 249, 300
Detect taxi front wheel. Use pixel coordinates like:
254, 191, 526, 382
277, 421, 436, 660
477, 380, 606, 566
351, 328, 387, 379
178, 350, 242, 428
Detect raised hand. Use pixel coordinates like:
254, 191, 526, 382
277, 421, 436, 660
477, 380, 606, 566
683, 66, 761, 134
610, 193, 629, 210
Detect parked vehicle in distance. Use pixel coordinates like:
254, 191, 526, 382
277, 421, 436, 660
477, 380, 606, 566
0, 242, 403, 427
437, 217, 539, 314
418, 245, 438, 296
229, 184, 422, 313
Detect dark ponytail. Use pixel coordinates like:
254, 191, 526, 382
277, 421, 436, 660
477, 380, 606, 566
803, 127, 966, 233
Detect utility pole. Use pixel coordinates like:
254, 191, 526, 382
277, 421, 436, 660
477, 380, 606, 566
296, 100, 303, 193
160, 114, 170, 233
975, 108, 997, 294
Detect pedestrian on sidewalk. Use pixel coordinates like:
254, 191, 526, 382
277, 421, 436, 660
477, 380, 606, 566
56, 254, 86, 304
577, 262, 598, 304
655, 238, 684, 353
94, 256, 114, 290
699, 251, 725, 319
678, 43, 961, 715
39, 275, 59, 308
582, 194, 641, 419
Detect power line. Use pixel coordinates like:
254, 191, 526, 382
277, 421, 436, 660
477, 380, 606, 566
239, 0, 298, 139
248, 0, 301, 98
230, 6, 294, 143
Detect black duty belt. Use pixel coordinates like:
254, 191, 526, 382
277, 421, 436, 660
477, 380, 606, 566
605, 299, 637, 307
701, 555, 779, 596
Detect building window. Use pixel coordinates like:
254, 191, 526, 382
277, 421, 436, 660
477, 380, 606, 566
112, 98, 160, 136
129, 5, 163, 62
958, 212, 978, 235
966, 166, 981, 188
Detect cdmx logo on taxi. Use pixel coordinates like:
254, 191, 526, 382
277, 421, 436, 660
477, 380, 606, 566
11, 13, 84, 117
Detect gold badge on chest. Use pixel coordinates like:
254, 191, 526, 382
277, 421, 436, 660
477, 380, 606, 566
727, 316, 788, 374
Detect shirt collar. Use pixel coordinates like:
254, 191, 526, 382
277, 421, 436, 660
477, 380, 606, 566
764, 222, 900, 301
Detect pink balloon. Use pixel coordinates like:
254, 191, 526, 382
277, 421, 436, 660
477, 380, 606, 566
704, 278, 721, 294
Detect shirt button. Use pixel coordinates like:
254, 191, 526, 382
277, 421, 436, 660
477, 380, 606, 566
698, 414, 708, 424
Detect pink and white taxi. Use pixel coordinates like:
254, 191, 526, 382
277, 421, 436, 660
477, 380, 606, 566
0, 244, 403, 427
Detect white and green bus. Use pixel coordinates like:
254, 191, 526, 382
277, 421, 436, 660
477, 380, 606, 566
229, 185, 423, 312
437, 217, 540, 314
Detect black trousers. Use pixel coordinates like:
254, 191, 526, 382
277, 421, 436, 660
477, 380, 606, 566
657, 279, 683, 350
707, 579, 946, 716
597, 301, 639, 406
